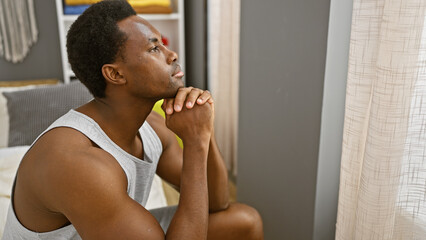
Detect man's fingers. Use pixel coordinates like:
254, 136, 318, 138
165, 98, 175, 115
161, 99, 167, 112
169, 87, 214, 112
186, 89, 204, 109
196, 90, 212, 105
174, 87, 193, 112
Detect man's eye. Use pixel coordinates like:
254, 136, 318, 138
150, 46, 160, 52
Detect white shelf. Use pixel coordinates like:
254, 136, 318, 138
66, 69, 75, 78
56, 0, 185, 84
139, 13, 181, 20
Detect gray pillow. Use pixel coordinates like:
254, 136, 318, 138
3, 81, 93, 146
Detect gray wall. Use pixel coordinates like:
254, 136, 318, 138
0, 1, 62, 81
238, 0, 331, 239
184, 0, 207, 89
313, 0, 353, 239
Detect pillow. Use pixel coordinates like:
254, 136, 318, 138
2, 81, 93, 147
0, 85, 43, 148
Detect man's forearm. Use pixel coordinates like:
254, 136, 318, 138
166, 142, 209, 239
207, 131, 230, 212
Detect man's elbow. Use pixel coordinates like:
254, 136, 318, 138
209, 201, 230, 213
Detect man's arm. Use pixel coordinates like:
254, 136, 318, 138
166, 135, 209, 239
153, 87, 229, 212
206, 131, 230, 211
44, 119, 211, 239
160, 100, 213, 239
43, 139, 165, 240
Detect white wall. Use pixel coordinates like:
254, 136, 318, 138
313, 0, 353, 239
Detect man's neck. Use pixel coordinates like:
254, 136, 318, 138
76, 96, 157, 150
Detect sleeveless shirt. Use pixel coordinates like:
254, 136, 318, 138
2, 109, 163, 240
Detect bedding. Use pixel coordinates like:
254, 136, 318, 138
0, 146, 31, 237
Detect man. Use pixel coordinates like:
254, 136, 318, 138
2, 0, 263, 239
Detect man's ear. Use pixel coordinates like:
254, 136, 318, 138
102, 64, 126, 85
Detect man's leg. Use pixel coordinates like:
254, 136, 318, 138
207, 203, 264, 240
150, 203, 264, 239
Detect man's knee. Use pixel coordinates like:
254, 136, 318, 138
225, 203, 264, 240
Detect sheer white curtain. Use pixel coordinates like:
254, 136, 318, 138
208, 0, 240, 176
336, 0, 426, 239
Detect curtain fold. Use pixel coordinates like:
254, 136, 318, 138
208, 0, 240, 176
336, 0, 426, 239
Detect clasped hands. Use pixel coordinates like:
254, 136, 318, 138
161, 87, 214, 142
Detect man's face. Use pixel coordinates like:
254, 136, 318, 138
116, 16, 184, 99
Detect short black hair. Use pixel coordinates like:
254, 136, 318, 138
67, 0, 136, 98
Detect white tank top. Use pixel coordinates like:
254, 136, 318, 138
2, 109, 163, 240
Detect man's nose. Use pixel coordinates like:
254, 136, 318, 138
167, 49, 178, 64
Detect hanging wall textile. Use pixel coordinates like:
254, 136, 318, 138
0, 0, 38, 63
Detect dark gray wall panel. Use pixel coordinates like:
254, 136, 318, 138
238, 0, 331, 239
184, 0, 207, 89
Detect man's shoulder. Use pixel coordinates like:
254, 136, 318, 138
29, 126, 121, 168
23, 126, 124, 181
16, 126, 128, 216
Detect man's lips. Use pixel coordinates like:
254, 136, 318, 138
174, 71, 184, 78
172, 65, 184, 78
